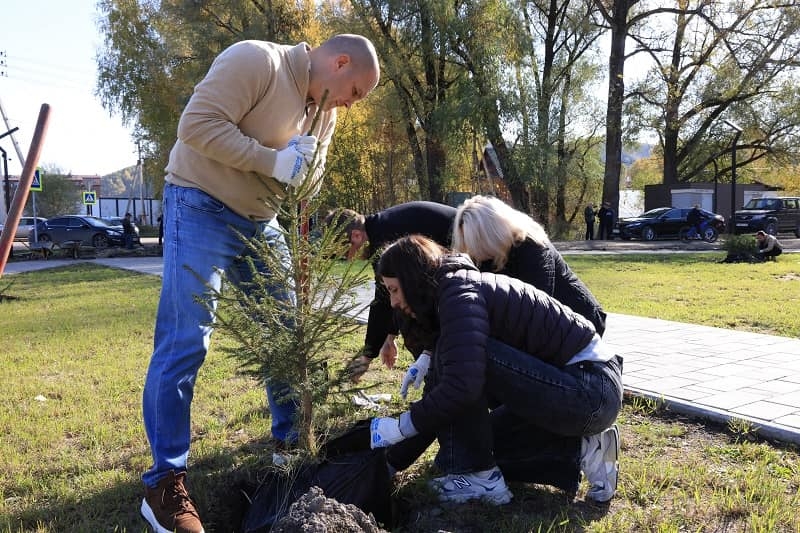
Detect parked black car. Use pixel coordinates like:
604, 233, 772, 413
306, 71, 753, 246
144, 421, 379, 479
615, 207, 726, 241
30, 215, 125, 248
732, 197, 800, 237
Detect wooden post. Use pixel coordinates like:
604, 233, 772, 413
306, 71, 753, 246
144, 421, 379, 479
0, 104, 51, 276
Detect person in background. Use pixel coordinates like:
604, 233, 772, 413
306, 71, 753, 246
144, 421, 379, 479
369, 236, 622, 505
122, 212, 135, 249
584, 202, 596, 240
324, 201, 456, 380
686, 204, 703, 238
755, 230, 782, 261
140, 34, 379, 533
597, 201, 614, 240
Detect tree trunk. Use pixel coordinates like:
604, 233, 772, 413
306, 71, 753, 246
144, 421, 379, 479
602, 0, 633, 214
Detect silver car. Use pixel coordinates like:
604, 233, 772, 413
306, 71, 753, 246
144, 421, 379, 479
0, 216, 47, 240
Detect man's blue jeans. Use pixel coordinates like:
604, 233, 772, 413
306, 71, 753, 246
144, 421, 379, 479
142, 184, 298, 487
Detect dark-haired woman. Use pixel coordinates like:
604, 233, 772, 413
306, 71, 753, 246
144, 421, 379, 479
369, 235, 623, 505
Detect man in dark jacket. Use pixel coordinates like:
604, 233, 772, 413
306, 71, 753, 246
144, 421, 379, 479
122, 213, 136, 249
686, 205, 703, 238
325, 201, 456, 379
597, 202, 614, 240
583, 203, 596, 240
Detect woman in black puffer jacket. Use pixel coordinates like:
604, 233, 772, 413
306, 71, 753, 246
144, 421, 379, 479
368, 235, 623, 506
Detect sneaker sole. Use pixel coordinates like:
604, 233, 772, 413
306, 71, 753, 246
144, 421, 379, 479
438, 488, 514, 505
141, 498, 206, 533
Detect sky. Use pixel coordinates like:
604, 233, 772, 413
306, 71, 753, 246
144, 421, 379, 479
1, 0, 139, 177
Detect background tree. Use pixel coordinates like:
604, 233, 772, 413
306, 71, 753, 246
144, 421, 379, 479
34, 171, 82, 217
626, 0, 800, 186
345, 0, 470, 203
508, 0, 606, 224
594, 0, 641, 218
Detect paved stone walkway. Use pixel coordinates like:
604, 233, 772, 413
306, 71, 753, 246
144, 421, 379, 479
4, 253, 799, 445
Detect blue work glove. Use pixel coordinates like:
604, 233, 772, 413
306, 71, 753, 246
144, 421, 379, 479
400, 351, 431, 399
370, 417, 405, 449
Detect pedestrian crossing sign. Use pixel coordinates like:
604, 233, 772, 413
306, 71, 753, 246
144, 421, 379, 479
83, 191, 97, 205
31, 169, 42, 191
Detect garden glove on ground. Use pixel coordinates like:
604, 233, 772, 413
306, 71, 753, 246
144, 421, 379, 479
271, 134, 317, 187
370, 413, 418, 449
400, 351, 431, 399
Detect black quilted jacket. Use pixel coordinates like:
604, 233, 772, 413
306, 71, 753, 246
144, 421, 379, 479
408, 254, 597, 435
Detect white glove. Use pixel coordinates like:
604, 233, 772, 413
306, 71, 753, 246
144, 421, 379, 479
400, 351, 431, 399
271, 135, 317, 187
370, 417, 405, 449
287, 134, 317, 155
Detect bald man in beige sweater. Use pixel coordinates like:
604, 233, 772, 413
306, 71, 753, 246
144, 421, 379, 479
141, 35, 379, 533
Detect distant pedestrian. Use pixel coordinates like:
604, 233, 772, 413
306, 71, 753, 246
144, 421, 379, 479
583, 203, 596, 240
755, 230, 782, 261
597, 202, 615, 240
686, 205, 703, 238
122, 213, 135, 249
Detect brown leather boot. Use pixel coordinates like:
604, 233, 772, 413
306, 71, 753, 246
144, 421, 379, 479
141, 470, 205, 533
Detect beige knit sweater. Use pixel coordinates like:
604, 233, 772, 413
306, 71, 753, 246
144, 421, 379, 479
165, 40, 337, 221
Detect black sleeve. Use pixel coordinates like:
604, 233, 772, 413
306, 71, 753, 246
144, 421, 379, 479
362, 280, 394, 358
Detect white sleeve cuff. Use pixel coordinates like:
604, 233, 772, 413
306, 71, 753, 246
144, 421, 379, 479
399, 411, 419, 438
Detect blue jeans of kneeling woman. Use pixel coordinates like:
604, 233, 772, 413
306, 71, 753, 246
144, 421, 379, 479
389, 337, 623, 490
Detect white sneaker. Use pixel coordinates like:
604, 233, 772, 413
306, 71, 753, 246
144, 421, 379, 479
580, 424, 620, 503
429, 466, 513, 505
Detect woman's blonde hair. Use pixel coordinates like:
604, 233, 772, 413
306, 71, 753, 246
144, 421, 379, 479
452, 195, 549, 271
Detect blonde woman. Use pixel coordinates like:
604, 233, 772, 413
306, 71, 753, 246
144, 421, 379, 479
453, 195, 606, 335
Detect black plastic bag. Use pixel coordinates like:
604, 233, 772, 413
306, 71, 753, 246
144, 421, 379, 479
241, 420, 393, 533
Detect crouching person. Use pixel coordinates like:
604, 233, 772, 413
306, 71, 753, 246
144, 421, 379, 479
755, 230, 782, 261
368, 235, 623, 505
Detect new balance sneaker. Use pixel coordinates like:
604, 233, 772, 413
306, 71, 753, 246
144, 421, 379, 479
141, 470, 205, 533
580, 424, 620, 503
429, 466, 513, 505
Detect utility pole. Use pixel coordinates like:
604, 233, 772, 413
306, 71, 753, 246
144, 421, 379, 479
0, 96, 27, 223
1, 127, 19, 215
0, 96, 26, 168
138, 142, 147, 225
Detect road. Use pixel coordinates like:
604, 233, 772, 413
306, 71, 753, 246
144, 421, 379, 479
7, 234, 800, 260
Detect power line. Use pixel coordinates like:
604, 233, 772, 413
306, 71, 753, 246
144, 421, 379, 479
0, 48, 97, 89
3, 52, 96, 77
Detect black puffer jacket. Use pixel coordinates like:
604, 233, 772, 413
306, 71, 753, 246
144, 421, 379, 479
481, 238, 606, 335
408, 255, 597, 435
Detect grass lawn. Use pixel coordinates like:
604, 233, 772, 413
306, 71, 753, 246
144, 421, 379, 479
0, 254, 798, 532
